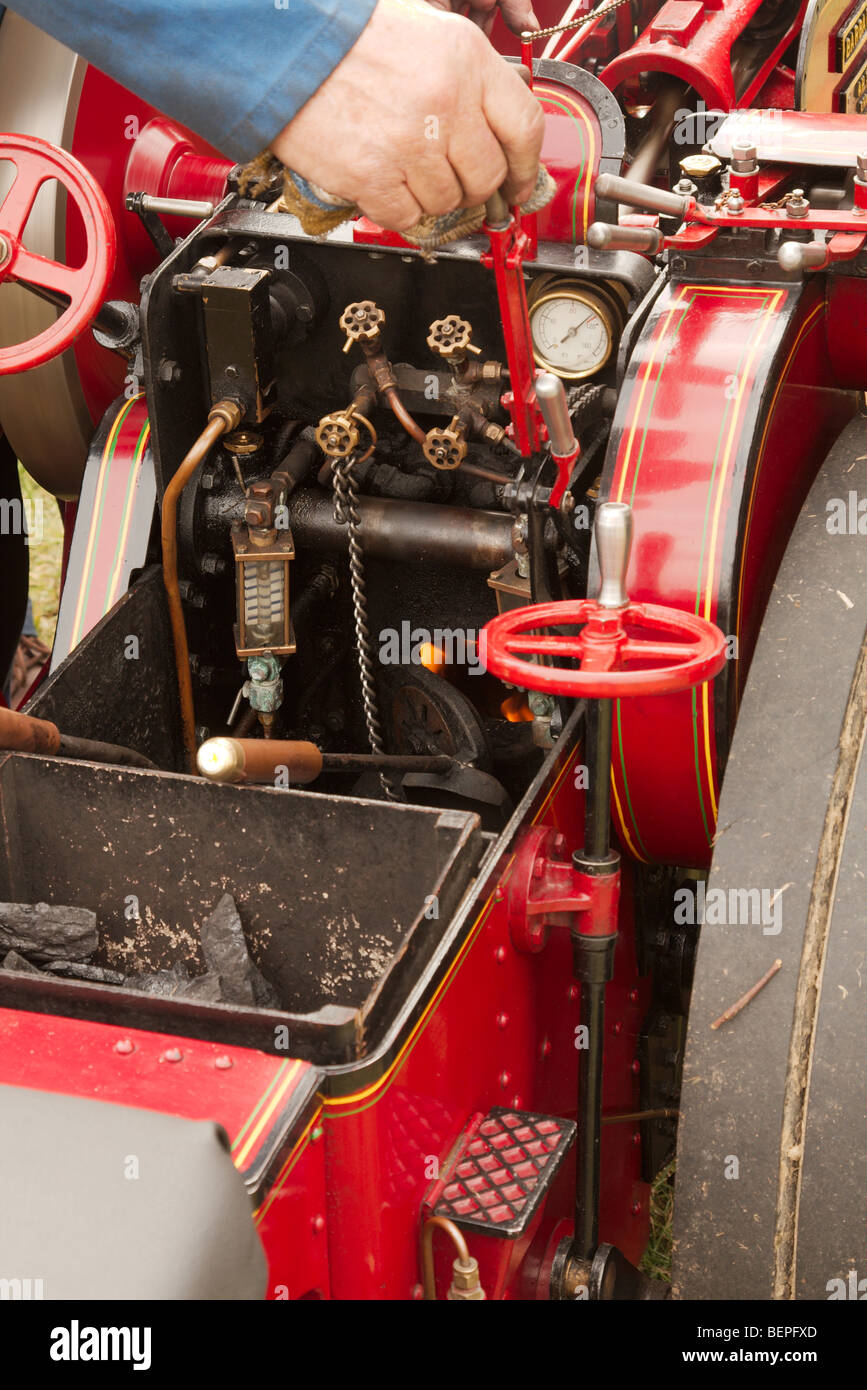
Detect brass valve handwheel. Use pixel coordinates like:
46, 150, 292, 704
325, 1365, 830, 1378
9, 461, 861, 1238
423, 417, 467, 470
340, 299, 385, 353
316, 411, 360, 459
426, 314, 481, 363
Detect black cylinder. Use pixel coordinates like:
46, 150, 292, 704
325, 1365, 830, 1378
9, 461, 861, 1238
289, 490, 514, 571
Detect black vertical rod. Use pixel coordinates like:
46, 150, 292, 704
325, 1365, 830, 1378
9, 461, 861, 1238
584, 696, 613, 861
572, 689, 618, 1264
575, 965, 608, 1260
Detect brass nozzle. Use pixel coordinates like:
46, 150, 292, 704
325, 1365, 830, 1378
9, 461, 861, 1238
447, 1256, 486, 1301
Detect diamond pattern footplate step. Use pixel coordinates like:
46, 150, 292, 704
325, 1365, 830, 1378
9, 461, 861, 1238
426, 1107, 577, 1239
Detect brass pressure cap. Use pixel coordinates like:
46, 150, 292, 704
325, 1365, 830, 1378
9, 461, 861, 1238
679, 154, 721, 180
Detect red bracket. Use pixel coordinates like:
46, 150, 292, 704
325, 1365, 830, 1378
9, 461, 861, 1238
507, 826, 620, 954
481, 218, 544, 458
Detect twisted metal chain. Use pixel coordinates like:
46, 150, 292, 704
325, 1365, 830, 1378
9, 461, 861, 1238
521, 0, 633, 42
332, 455, 397, 800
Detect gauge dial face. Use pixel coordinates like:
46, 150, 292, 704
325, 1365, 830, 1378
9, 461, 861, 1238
529, 290, 613, 379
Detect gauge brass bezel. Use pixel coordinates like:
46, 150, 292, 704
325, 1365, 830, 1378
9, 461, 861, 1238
528, 282, 620, 381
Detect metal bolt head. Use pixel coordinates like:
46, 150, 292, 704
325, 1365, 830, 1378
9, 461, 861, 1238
730, 142, 757, 174
114, 1038, 134, 1055
214, 1054, 233, 1070
162, 1047, 183, 1063
157, 358, 181, 386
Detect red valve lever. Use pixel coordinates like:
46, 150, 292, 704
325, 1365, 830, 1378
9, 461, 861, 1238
0, 133, 116, 374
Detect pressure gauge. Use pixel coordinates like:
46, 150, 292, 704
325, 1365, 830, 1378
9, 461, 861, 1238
528, 278, 623, 381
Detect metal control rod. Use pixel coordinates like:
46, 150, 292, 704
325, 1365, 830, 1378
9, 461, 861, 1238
0, 707, 155, 769
197, 736, 453, 785
594, 173, 692, 219
587, 222, 664, 255
573, 502, 633, 1263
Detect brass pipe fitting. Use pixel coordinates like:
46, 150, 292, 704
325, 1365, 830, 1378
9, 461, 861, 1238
421, 1216, 486, 1301
161, 398, 243, 771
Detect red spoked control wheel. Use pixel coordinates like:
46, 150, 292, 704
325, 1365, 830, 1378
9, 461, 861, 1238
0, 133, 116, 374
482, 599, 727, 698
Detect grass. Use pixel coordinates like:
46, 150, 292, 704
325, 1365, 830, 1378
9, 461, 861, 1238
18, 464, 64, 647
641, 1157, 676, 1282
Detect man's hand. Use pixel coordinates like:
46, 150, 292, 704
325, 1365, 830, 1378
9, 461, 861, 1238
270, 0, 544, 232
426, 1, 540, 37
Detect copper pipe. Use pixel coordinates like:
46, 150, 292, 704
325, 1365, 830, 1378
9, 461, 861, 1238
421, 1216, 471, 1301
384, 386, 426, 445
461, 462, 512, 486
161, 399, 242, 771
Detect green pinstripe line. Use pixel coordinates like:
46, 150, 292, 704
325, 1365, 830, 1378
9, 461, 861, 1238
101, 413, 150, 611
615, 292, 695, 850
692, 292, 776, 615
73, 395, 140, 641
691, 685, 712, 845
689, 291, 776, 844
538, 92, 588, 242
615, 698, 650, 859
230, 1060, 292, 1153
627, 292, 696, 508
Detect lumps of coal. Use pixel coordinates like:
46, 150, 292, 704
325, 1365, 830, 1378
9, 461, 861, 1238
0, 901, 98, 963
130, 962, 217, 999
201, 893, 279, 1008
48, 961, 127, 985
1, 949, 43, 974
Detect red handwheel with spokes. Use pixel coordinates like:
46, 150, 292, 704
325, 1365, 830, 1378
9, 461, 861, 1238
482, 597, 727, 699
0, 133, 116, 374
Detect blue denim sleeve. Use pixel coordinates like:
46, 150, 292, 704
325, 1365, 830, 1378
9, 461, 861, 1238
8, 1, 378, 159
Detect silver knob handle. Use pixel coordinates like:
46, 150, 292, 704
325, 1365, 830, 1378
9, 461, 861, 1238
536, 372, 578, 457
777, 239, 829, 272
587, 221, 664, 254
595, 173, 691, 219
595, 501, 633, 609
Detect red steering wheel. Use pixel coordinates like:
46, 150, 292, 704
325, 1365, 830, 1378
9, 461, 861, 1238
0, 133, 116, 374
482, 598, 727, 698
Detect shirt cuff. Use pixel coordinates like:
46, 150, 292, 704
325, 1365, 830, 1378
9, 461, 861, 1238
223, 0, 378, 159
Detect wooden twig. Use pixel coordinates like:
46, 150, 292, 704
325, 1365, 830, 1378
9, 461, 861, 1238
711, 959, 782, 1030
